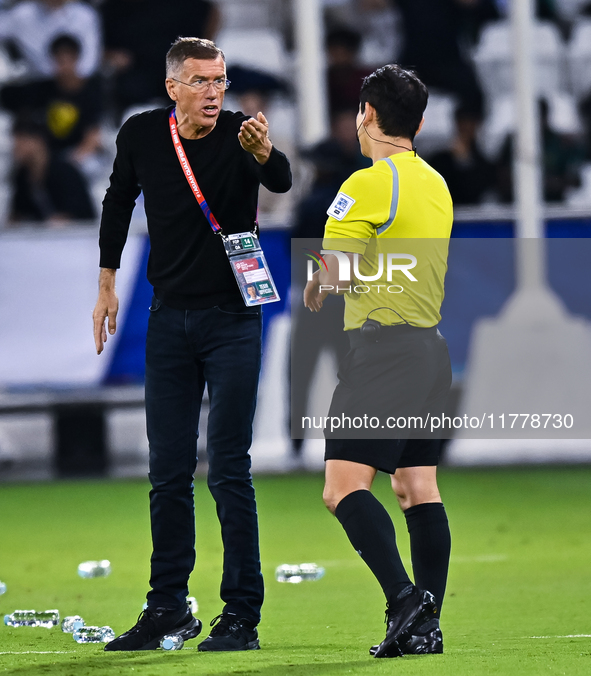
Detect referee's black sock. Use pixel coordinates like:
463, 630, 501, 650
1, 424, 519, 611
404, 502, 451, 617
335, 489, 411, 604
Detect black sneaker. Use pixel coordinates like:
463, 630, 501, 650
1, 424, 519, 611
104, 606, 202, 651
403, 618, 443, 654
198, 613, 260, 652
372, 586, 437, 658
370, 618, 443, 656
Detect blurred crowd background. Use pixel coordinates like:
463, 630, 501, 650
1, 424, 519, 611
1, 0, 591, 229
2, 0, 591, 479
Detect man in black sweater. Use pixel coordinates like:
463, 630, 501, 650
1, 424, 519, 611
92, 38, 291, 652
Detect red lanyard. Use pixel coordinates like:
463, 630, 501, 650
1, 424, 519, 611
168, 109, 222, 235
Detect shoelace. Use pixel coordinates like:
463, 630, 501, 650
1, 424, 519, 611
209, 613, 239, 636
384, 600, 399, 624
384, 585, 416, 623
133, 607, 179, 632
131, 608, 155, 632
384, 601, 404, 624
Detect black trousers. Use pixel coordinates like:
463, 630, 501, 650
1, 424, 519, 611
144, 297, 264, 623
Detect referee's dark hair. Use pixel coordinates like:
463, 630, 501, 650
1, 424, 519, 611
166, 37, 225, 78
360, 64, 428, 140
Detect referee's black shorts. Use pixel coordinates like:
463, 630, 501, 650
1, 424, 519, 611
324, 324, 451, 475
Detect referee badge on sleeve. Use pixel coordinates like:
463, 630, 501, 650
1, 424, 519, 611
327, 192, 355, 221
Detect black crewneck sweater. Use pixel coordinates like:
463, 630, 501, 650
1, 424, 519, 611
99, 106, 292, 309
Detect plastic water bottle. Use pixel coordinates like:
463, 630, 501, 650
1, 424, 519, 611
275, 564, 302, 583
160, 634, 184, 651
0, 580, 6, 595
61, 616, 85, 633
4, 609, 60, 627
299, 563, 325, 581
77, 560, 111, 578
35, 610, 61, 628
73, 626, 115, 643
4, 610, 37, 627
275, 563, 325, 583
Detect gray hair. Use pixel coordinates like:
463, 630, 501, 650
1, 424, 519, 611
166, 37, 225, 78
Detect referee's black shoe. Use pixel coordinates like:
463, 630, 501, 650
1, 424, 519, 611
370, 618, 443, 656
198, 613, 260, 651
104, 606, 202, 651
403, 618, 443, 654
372, 586, 437, 658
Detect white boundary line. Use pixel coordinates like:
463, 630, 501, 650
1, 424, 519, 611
0, 651, 78, 655
0, 646, 200, 655
528, 635, 591, 639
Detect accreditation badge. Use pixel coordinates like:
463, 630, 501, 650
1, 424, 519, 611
223, 232, 281, 306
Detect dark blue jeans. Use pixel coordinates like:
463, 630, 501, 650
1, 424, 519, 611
144, 297, 264, 624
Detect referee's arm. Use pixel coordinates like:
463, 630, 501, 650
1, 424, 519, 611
303, 252, 355, 312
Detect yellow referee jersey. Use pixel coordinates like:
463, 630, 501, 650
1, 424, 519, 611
322, 151, 453, 330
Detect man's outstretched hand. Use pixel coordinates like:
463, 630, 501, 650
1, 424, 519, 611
239, 112, 273, 164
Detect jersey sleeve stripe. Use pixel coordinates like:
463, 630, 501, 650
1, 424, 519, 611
376, 157, 399, 235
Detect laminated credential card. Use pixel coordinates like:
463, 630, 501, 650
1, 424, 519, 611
224, 232, 281, 306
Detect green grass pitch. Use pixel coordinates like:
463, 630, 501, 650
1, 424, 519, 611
1, 467, 590, 675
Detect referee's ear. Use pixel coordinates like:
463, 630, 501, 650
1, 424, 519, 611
364, 103, 377, 125
415, 117, 425, 137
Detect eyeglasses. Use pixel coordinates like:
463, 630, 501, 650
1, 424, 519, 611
172, 78, 230, 91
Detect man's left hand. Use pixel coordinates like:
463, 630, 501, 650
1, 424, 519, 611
239, 112, 273, 164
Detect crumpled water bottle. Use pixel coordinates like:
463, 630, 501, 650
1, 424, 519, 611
298, 563, 325, 581
36, 610, 61, 628
61, 615, 85, 633
275, 564, 302, 583
0, 580, 6, 595
73, 626, 115, 643
4, 609, 60, 627
77, 560, 111, 578
275, 563, 325, 583
4, 610, 37, 627
160, 634, 184, 651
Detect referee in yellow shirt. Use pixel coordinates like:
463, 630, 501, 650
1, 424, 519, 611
304, 64, 452, 658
